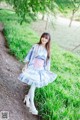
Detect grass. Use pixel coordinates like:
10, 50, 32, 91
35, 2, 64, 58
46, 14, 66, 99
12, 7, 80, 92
0, 9, 80, 120
0, 9, 38, 61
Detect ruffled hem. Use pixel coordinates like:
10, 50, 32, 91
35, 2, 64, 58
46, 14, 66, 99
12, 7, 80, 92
18, 72, 57, 88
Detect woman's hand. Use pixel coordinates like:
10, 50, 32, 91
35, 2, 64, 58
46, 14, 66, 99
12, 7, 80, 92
22, 63, 28, 72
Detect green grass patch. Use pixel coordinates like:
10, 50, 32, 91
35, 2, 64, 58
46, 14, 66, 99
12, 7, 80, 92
0, 9, 39, 61
0, 9, 80, 120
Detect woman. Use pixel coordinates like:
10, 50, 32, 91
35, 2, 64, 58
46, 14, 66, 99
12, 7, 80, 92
18, 32, 57, 115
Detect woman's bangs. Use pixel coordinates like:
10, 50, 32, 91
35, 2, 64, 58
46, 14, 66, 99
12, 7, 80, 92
42, 34, 49, 40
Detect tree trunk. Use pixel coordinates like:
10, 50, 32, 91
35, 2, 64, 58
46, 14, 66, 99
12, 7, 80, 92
42, 14, 45, 20
69, 9, 75, 27
45, 16, 48, 30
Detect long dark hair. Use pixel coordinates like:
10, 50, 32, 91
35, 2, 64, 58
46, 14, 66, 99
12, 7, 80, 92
37, 32, 51, 61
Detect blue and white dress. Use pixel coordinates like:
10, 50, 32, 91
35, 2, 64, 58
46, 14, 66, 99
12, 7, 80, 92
18, 44, 57, 88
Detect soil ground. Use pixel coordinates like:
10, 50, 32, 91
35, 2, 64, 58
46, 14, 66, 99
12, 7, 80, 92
0, 23, 38, 120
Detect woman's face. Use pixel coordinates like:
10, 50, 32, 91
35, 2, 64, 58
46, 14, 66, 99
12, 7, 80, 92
41, 36, 49, 46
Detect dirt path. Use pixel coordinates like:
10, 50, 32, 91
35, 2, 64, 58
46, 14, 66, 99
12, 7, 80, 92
0, 24, 38, 120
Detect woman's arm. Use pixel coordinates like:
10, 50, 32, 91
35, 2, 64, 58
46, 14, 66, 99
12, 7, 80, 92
22, 45, 35, 72
23, 45, 35, 63
45, 58, 51, 71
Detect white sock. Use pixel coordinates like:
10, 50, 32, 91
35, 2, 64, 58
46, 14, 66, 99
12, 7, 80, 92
27, 83, 36, 108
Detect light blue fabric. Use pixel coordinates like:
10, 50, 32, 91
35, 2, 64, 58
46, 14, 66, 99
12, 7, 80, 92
18, 44, 57, 88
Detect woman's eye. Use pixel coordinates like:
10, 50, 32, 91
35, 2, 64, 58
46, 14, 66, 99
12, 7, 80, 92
45, 38, 48, 40
44, 37, 47, 39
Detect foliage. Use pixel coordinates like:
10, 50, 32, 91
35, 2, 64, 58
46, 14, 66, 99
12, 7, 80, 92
0, 0, 80, 21
0, 9, 80, 120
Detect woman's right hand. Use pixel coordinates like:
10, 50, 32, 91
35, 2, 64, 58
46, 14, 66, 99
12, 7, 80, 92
22, 64, 28, 72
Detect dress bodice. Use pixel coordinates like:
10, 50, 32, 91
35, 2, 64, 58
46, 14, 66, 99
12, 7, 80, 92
34, 44, 47, 61
28, 44, 47, 70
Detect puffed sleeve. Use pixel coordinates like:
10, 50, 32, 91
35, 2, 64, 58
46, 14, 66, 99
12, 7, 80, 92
23, 44, 35, 63
45, 58, 51, 71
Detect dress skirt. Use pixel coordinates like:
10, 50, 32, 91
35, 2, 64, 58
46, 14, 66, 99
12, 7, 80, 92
18, 58, 57, 88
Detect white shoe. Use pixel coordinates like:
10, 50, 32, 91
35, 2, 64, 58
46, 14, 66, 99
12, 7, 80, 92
23, 95, 30, 108
29, 105, 38, 115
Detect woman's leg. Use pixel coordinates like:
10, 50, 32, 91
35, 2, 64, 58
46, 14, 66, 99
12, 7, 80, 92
27, 83, 38, 115
24, 83, 36, 108
27, 83, 36, 108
